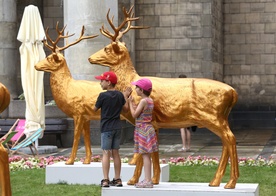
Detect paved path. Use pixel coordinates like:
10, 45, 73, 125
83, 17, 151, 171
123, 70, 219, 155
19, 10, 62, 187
43, 128, 276, 161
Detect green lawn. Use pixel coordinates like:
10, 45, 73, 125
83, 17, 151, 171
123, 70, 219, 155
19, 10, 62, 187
170, 165, 276, 196
10, 165, 275, 195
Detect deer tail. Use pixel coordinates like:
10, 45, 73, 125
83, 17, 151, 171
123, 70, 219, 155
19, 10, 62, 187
231, 89, 238, 109
224, 88, 238, 117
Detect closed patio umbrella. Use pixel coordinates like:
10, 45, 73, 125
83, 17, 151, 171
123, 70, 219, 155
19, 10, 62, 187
17, 5, 45, 140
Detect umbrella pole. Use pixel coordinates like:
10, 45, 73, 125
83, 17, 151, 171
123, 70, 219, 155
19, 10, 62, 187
35, 140, 39, 148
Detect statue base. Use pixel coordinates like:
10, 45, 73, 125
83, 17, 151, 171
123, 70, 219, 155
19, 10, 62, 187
45, 162, 169, 184
102, 182, 259, 196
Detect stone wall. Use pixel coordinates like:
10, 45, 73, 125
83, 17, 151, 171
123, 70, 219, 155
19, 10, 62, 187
134, 0, 221, 80
0, 0, 18, 98
13, 0, 276, 111
224, 1, 276, 110
42, 0, 64, 101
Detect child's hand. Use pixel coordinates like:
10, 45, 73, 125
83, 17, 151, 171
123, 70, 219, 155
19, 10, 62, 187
123, 87, 132, 98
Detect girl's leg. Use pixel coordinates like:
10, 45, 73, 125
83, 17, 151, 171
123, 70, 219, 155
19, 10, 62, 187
135, 153, 154, 188
142, 153, 152, 181
186, 129, 191, 150
179, 128, 186, 150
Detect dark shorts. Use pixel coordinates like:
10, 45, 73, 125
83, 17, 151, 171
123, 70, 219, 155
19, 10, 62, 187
101, 129, 121, 150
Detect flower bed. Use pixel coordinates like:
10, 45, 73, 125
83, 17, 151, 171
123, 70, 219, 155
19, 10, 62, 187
165, 155, 276, 167
8, 155, 275, 171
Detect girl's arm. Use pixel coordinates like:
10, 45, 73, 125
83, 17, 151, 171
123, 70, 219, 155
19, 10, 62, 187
129, 97, 147, 118
122, 87, 132, 112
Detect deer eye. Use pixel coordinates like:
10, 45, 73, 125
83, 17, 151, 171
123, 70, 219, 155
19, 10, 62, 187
104, 47, 110, 54
47, 56, 53, 63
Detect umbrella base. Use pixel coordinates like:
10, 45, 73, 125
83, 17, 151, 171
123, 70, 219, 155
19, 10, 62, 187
13, 145, 58, 156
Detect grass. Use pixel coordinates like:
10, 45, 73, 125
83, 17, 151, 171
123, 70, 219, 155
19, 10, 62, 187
170, 165, 276, 196
10, 169, 101, 196
10, 165, 276, 195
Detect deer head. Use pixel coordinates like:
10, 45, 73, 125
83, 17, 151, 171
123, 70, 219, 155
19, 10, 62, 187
36, 22, 98, 73
88, 6, 148, 68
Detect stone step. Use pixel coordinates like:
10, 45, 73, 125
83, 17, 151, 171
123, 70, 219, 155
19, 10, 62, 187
102, 182, 259, 196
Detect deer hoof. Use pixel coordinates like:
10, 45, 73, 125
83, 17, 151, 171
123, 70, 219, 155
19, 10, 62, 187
224, 179, 237, 189
127, 178, 138, 185
209, 178, 220, 187
65, 159, 74, 165
83, 159, 91, 164
128, 158, 136, 165
152, 177, 159, 185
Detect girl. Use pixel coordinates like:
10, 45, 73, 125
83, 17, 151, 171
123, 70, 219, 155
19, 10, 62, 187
129, 78, 158, 188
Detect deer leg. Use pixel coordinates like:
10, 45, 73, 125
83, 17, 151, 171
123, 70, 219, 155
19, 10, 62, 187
151, 128, 160, 184
128, 153, 139, 165
127, 153, 143, 185
82, 121, 92, 164
66, 118, 83, 165
151, 151, 160, 184
209, 127, 239, 189
0, 144, 12, 196
209, 144, 229, 187
224, 132, 239, 189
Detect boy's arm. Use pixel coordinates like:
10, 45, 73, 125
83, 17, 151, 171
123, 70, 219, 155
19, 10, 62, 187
94, 94, 101, 112
93, 106, 99, 112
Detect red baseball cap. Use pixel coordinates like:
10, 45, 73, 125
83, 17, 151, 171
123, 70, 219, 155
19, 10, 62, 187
95, 71, 117, 84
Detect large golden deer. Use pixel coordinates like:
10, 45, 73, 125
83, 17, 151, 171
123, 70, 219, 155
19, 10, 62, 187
0, 83, 12, 196
88, 6, 239, 189
35, 23, 103, 165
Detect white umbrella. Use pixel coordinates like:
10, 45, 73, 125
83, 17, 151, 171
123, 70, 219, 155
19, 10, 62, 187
17, 5, 45, 140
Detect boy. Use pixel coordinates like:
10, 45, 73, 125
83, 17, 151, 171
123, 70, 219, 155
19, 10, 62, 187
94, 71, 131, 187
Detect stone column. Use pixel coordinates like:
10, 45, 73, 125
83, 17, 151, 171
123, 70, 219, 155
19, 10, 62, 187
64, 0, 118, 80
0, 0, 17, 98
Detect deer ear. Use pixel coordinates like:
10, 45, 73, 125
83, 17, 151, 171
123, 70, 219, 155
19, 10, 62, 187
112, 42, 121, 53
53, 53, 60, 62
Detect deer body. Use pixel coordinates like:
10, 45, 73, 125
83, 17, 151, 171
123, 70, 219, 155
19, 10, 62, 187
36, 53, 102, 164
89, 41, 239, 189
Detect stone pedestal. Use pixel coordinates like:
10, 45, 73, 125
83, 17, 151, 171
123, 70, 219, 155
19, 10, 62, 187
45, 162, 169, 185
102, 182, 259, 196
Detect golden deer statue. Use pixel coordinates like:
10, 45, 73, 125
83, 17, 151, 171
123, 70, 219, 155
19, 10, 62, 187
0, 83, 12, 196
0, 83, 10, 114
35, 23, 103, 165
88, 6, 239, 189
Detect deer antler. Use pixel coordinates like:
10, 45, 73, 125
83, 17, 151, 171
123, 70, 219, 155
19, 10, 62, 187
44, 21, 98, 52
100, 5, 149, 42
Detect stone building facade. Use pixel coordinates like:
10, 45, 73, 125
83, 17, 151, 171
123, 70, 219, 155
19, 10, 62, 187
1, 0, 276, 115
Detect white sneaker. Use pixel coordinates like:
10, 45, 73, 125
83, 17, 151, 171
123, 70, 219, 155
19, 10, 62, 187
177, 147, 186, 152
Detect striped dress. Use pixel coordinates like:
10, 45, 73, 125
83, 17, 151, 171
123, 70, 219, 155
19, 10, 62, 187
133, 97, 158, 154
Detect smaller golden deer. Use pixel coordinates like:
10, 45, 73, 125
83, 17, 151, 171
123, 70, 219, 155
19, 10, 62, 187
0, 83, 10, 114
89, 6, 239, 189
35, 22, 102, 165
0, 83, 12, 196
